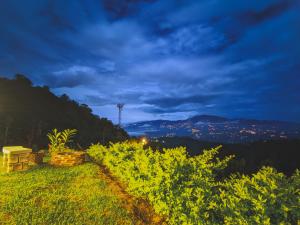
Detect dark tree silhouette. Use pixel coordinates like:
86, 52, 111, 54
149, 137, 300, 176
0, 75, 128, 150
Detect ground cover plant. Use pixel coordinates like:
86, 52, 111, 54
0, 157, 134, 225
88, 142, 300, 225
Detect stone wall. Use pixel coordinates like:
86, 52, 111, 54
49, 151, 85, 166
5, 153, 30, 172
28, 152, 44, 165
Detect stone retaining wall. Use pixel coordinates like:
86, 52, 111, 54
6, 153, 30, 172
28, 152, 44, 165
49, 151, 85, 166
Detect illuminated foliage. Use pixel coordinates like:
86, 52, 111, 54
88, 142, 300, 225
47, 128, 77, 154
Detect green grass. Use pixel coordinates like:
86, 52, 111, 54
0, 153, 4, 173
0, 158, 134, 225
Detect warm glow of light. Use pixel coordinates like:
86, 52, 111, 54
141, 137, 148, 145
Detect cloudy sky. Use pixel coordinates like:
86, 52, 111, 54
0, 0, 299, 123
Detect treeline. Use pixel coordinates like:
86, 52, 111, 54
149, 137, 300, 175
0, 75, 128, 149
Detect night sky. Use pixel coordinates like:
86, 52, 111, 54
0, 0, 299, 123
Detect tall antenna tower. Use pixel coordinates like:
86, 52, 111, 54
117, 103, 125, 127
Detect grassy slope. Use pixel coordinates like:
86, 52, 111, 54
0, 156, 134, 225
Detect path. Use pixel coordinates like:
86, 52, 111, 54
97, 165, 166, 225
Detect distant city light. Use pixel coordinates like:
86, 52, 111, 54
141, 137, 148, 145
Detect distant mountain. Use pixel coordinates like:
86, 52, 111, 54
187, 115, 228, 123
125, 115, 300, 143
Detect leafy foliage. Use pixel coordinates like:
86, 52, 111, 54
88, 142, 300, 225
47, 128, 77, 154
215, 168, 300, 224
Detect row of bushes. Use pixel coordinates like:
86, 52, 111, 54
87, 142, 300, 225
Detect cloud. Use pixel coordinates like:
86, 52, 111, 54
85, 95, 111, 106
44, 65, 97, 88
237, 0, 297, 25
102, 0, 155, 19
0, 0, 299, 123
144, 94, 219, 108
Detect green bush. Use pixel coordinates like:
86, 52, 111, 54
214, 168, 300, 224
47, 128, 77, 154
88, 142, 300, 225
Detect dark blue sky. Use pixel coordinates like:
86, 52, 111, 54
0, 0, 299, 123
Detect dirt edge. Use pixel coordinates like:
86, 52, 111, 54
97, 164, 167, 225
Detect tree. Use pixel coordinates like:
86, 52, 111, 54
0, 76, 129, 149
14, 74, 32, 86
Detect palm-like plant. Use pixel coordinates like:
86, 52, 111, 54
47, 128, 77, 154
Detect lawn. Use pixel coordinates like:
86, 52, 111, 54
0, 158, 134, 225
0, 153, 4, 173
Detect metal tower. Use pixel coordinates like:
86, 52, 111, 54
117, 103, 125, 127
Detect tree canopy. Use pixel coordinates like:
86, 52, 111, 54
0, 75, 128, 150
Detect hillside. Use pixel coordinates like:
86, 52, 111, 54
0, 75, 128, 149
125, 115, 300, 143
0, 142, 299, 224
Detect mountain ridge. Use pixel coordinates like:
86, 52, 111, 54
127, 114, 300, 126
125, 114, 300, 143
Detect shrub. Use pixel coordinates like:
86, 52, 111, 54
213, 168, 300, 225
87, 142, 300, 225
47, 128, 77, 154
